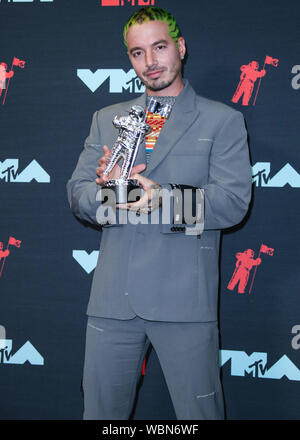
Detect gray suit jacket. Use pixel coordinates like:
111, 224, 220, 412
67, 80, 252, 322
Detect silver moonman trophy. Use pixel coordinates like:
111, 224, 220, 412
101, 103, 152, 204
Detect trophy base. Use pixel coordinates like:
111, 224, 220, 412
101, 178, 142, 204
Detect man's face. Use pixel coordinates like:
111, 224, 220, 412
126, 20, 186, 96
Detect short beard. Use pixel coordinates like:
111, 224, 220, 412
140, 62, 182, 93
144, 79, 173, 92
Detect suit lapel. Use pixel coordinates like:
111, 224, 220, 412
143, 80, 199, 178
119, 81, 199, 176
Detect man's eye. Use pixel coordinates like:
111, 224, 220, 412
156, 45, 166, 51
132, 51, 142, 58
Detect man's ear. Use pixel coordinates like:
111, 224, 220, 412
177, 37, 186, 59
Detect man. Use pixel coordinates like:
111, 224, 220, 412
67, 7, 252, 420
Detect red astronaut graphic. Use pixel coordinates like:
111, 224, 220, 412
0, 242, 10, 260
0, 236, 21, 278
232, 55, 279, 106
227, 249, 261, 294
0, 57, 26, 105
0, 63, 14, 98
227, 244, 274, 294
232, 61, 266, 106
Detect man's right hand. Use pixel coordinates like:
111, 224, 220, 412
95, 145, 146, 185
96, 145, 121, 185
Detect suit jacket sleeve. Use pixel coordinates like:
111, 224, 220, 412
163, 111, 252, 232
67, 111, 105, 225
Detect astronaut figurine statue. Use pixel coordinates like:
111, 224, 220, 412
104, 104, 151, 180
101, 103, 152, 204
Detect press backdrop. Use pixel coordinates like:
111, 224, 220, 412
1, 0, 300, 420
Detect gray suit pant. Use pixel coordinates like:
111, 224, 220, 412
82, 315, 225, 420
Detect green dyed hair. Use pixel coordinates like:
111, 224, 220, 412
123, 7, 182, 48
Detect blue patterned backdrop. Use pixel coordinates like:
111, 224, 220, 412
0, 0, 300, 420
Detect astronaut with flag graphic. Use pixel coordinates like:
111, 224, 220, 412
227, 244, 274, 294
232, 61, 266, 106
227, 249, 261, 294
232, 55, 278, 106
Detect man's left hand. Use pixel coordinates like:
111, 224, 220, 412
117, 174, 162, 214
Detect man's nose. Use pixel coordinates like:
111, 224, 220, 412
145, 50, 157, 68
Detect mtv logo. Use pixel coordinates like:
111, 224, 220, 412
0, 159, 50, 183
221, 350, 267, 378
220, 350, 300, 381
73, 250, 99, 274
252, 162, 300, 188
77, 68, 145, 94
0, 340, 44, 365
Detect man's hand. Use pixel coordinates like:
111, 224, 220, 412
118, 174, 162, 214
95, 145, 146, 185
